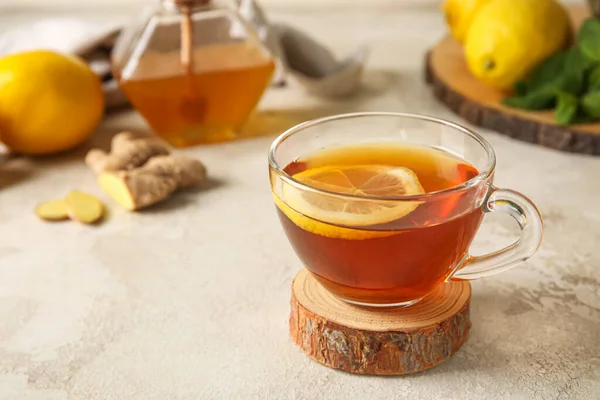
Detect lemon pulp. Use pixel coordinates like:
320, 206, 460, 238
274, 164, 425, 240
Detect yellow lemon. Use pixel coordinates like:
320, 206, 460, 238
443, 0, 491, 44
465, 0, 570, 91
0, 51, 104, 155
273, 165, 425, 240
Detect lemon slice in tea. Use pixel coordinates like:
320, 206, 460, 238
282, 165, 425, 229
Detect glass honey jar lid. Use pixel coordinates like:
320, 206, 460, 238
111, 0, 275, 147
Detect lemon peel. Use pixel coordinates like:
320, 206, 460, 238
274, 164, 425, 240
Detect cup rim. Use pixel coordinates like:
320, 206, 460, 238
268, 112, 497, 201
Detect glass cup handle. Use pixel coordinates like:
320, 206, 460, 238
450, 187, 544, 281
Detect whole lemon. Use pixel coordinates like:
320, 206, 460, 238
0, 51, 104, 155
443, 0, 491, 44
465, 0, 570, 91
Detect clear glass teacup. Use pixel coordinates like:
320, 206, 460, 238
269, 112, 543, 307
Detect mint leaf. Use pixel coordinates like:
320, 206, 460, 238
582, 90, 600, 118
588, 64, 600, 91
556, 68, 586, 96
509, 47, 588, 106
578, 18, 600, 62
554, 92, 579, 125
504, 65, 585, 111
503, 88, 556, 110
514, 51, 568, 94
545, 47, 590, 96
514, 80, 529, 96
565, 46, 596, 74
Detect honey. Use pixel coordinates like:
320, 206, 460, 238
115, 43, 274, 146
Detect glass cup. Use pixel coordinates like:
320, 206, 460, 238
269, 112, 544, 307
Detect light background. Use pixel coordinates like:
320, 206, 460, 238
0, 0, 585, 15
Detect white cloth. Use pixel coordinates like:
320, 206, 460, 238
0, 1, 368, 109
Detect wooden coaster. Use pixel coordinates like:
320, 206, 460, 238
424, 5, 600, 155
289, 269, 471, 375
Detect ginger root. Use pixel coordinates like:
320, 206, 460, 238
35, 192, 104, 224
86, 133, 207, 211
85, 132, 170, 175
65, 191, 105, 224
35, 200, 69, 221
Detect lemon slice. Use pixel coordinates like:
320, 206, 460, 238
274, 165, 425, 240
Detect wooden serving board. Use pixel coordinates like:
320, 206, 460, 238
424, 5, 600, 155
289, 269, 471, 375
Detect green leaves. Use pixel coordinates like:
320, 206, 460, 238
515, 51, 568, 95
502, 88, 556, 110
554, 92, 578, 125
502, 47, 589, 109
578, 18, 600, 62
503, 18, 600, 126
588, 64, 600, 91
565, 45, 596, 73
582, 91, 600, 118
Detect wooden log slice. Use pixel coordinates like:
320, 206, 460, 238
289, 268, 471, 375
424, 5, 600, 155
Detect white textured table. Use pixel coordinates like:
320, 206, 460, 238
0, 2, 599, 399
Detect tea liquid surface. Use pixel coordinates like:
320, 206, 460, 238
277, 143, 483, 305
